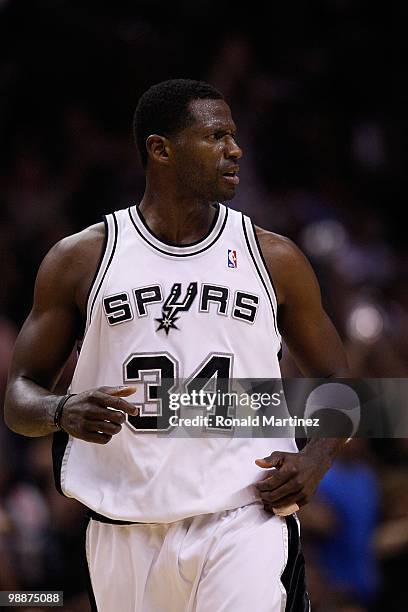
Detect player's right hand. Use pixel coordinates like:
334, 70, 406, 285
58, 385, 138, 444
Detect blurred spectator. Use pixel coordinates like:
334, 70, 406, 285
300, 441, 380, 609
373, 442, 408, 612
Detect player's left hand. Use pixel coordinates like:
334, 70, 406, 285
254, 448, 332, 513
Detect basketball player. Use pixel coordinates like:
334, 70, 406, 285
5, 79, 350, 611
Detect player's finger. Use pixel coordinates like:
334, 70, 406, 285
101, 385, 137, 397
255, 469, 295, 492
265, 496, 305, 511
85, 405, 127, 424
78, 431, 112, 445
264, 502, 301, 516
93, 391, 138, 416
273, 494, 306, 510
103, 408, 126, 425
255, 458, 277, 469
256, 476, 299, 497
255, 452, 285, 470
259, 487, 305, 507
85, 420, 122, 436
272, 503, 300, 517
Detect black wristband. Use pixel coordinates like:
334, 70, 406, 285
54, 393, 76, 431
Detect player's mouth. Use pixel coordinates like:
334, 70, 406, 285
222, 167, 240, 185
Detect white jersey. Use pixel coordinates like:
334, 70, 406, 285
54, 203, 297, 523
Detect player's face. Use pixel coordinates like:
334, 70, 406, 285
171, 99, 243, 201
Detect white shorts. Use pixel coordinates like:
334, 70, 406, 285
85, 503, 309, 612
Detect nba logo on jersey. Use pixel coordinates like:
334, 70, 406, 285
227, 249, 237, 268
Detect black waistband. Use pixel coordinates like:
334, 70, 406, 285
87, 509, 141, 525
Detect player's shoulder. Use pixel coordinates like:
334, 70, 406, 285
52, 222, 106, 262
40, 222, 105, 281
254, 225, 320, 306
254, 226, 315, 305
36, 222, 106, 296
254, 225, 304, 267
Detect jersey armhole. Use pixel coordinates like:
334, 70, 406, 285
84, 213, 118, 333
241, 214, 282, 351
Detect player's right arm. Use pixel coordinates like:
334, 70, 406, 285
4, 226, 137, 443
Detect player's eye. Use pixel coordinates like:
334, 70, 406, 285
209, 131, 225, 140
208, 131, 237, 142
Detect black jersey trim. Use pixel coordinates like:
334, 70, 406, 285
77, 218, 110, 341
242, 215, 279, 341
87, 509, 140, 525
83, 216, 109, 329
88, 213, 118, 326
136, 202, 220, 248
84, 516, 98, 611
250, 219, 283, 357
52, 430, 70, 496
282, 515, 310, 611
250, 221, 280, 319
128, 205, 228, 257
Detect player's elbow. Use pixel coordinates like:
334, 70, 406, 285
3, 386, 28, 435
4, 381, 54, 437
3, 392, 19, 433
3, 404, 36, 437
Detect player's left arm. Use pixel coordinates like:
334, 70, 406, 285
254, 227, 350, 512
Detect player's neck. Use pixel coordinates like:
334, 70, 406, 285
139, 187, 217, 246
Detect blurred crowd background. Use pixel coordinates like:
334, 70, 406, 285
1, 1, 407, 610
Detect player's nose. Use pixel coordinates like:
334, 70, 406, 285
225, 137, 243, 160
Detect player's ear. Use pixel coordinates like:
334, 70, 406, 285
146, 134, 170, 165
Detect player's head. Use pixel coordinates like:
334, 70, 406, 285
134, 78, 243, 201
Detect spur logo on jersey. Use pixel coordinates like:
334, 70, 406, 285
103, 282, 259, 333
155, 282, 198, 335
227, 249, 237, 268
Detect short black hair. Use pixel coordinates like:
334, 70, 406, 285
133, 78, 224, 166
